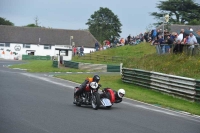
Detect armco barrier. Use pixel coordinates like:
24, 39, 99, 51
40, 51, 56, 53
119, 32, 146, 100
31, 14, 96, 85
195, 80, 200, 102
63, 61, 120, 72
22, 55, 51, 60
122, 68, 199, 102
52, 61, 58, 68
107, 65, 120, 72
64, 61, 79, 69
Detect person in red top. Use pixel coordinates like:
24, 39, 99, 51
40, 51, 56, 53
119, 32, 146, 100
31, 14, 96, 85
105, 40, 110, 48
73, 46, 76, 56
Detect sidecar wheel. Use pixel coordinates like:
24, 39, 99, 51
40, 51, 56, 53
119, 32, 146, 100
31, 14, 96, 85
106, 106, 112, 109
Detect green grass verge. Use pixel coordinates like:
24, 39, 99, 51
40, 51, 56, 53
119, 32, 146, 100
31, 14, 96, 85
9, 60, 88, 73
55, 74, 200, 115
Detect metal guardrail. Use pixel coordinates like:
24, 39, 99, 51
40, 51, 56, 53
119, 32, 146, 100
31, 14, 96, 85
63, 61, 120, 72
22, 55, 51, 60
156, 44, 200, 55
122, 68, 200, 102
52, 61, 58, 68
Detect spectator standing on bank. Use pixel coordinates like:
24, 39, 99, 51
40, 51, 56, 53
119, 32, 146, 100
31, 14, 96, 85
113, 38, 118, 48
181, 29, 187, 39
153, 37, 159, 45
80, 46, 84, 56
156, 29, 160, 39
151, 29, 157, 45
73, 46, 76, 56
127, 34, 131, 44
166, 35, 174, 53
144, 32, 148, 42
188, 32, 197, 49
181, 34, 189, 44
95, 41, 99, 51
173, 31, 183, 53
120, 38, 125, 46
158, 35, 165, 53
76, 47, 80, 55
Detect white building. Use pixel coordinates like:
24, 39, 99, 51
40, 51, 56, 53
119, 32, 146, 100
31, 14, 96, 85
0, 26, 98, 60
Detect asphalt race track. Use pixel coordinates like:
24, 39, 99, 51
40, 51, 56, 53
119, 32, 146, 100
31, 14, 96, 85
0, 60, 200, 133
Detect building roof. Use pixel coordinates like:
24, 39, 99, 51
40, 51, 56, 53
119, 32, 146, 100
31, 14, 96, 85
0, 25, 98, 48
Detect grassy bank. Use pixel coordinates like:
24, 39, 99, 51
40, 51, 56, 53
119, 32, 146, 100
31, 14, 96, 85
74, 43, 200, 79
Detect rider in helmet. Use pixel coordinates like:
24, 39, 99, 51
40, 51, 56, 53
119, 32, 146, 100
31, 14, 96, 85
101, 88, 125, 103
75, 75, 101, 101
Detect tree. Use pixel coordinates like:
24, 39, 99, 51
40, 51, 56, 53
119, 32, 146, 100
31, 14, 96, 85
150, 0, 200, 26
24, 24, 40, 27
24, 16, 41, 27
187, 19, 200, 25
34, 16, 40, 26
86, 7, 122, 44
0, 17, 14, 26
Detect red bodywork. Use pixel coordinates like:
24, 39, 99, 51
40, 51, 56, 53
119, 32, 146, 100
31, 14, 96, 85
84, 84, 90, 92
106, 88, 115, 103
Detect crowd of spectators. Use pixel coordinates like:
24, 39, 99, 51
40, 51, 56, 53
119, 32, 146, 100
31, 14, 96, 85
95, 33, 145, 51
73, 27, 199, 56
73, 46, 84, 56
149, 28, 198, 54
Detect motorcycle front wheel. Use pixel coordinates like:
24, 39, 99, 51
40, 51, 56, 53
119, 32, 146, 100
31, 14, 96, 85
91, 92, 101, 110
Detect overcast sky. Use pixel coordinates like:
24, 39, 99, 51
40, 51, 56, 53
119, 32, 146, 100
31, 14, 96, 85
0, 0, 161, 38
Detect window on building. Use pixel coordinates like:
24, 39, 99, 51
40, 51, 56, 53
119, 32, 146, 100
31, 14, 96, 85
0, 43, 4, 47
5, 43, 10, 47
60, 50, 68, 56
23, 44, 31, 48
44, 45, 51, 49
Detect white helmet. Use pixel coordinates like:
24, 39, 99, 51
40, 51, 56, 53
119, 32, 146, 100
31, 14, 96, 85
118, 89, 125, 98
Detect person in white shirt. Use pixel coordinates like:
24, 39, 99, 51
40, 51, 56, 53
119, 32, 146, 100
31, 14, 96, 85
188, 33, 197, 49
176, 32, 183, 43
173, 31, 184, 53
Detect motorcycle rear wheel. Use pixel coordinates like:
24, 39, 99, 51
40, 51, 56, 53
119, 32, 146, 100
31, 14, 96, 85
91, 92, 101, 110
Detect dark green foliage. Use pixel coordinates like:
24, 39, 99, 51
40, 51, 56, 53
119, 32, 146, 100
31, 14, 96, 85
0, 17, 14, 26
86, 7, 122, 44
24, 23, 40, 27
151, 0, 200, 26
